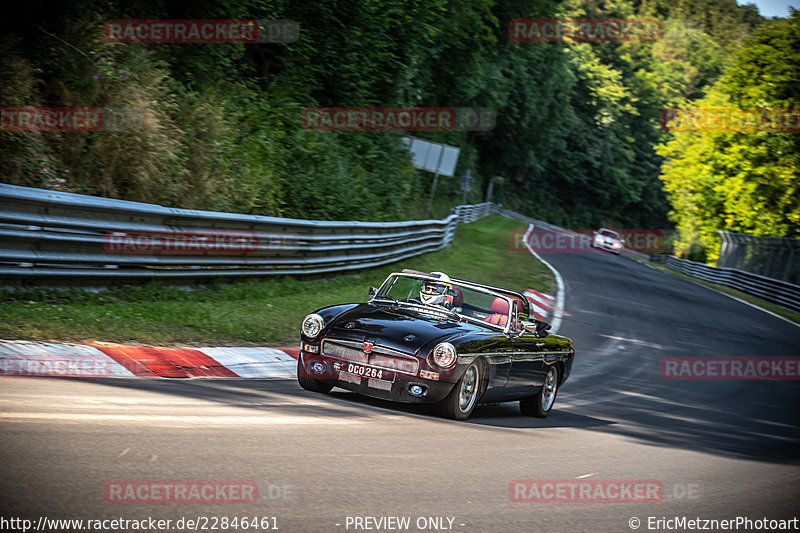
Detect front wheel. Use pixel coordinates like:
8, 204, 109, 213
438, 362, 481, 420
520, 365, 559, 417
297, 357, 334, 394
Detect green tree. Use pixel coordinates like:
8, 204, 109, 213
657, 10, 800, 262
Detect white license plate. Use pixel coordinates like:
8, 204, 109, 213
344, 363, 393, 381
367, 378, 392, 391
339, 372, 362, 385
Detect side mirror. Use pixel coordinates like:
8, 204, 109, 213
536, 320, 551, 338
368, 286, 378, 298
522, 320, 551, 338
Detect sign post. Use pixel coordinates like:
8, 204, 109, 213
460, 169, 473, 204
402, 137, 460, 218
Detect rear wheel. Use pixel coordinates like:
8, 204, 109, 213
520, 365, 559, 417
297, 357, 334, 394
438, 362, 481, 420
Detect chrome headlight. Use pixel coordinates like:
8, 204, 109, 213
301, 313, 324, 338
431, 342, 457, 368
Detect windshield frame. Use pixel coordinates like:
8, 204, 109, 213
370, 271, 517, 334
598, 228, 620, 239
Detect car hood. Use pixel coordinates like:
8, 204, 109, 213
325, 303, 485, 355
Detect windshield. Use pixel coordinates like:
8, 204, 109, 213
375, 274, 518, 329
599, 229, 619, 238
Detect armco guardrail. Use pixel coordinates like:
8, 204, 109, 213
453, 203, 495, 223
665, 255, 800, 313
496, 207, 560, 231
0, 184, 495, 279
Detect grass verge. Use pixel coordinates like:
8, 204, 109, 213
0, 216, 552, 346
643, 260, 800, 325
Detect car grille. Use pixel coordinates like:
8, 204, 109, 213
322, 339, 419, 376
322, 340, 369, 363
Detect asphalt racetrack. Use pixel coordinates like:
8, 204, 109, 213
1, 250, 799, 532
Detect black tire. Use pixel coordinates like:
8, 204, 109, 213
297, 357, 334, 394
438, 361, 481, 420
520, 365, 559, 418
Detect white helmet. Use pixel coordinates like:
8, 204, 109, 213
419, 272, 453, 307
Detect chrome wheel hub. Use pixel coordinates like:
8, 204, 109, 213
458, 366, 478, 412
542, 367, 557, 411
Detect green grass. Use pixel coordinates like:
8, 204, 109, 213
642, 259, 800, 325
0, 216, 552, 346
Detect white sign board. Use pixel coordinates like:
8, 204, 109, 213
402, 136, 460, 177
423, 144, 443, 173
438, 146, 459, 177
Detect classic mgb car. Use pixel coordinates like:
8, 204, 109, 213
297, 270, 574, 420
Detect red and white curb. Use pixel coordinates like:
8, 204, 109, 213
523, 224, 566, 335
524, 289, 555, 322
0, 340, 299, 379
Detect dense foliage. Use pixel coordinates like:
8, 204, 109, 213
657, 10, 800, 261
2, 0, 794, 258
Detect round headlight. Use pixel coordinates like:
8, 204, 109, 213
431, 342, 457, 368
301, 313, 324, 338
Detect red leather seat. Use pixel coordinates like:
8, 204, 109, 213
490, 297, 509, 314
484, 313, 508, 326
451, 287, 464, 307
484, 297, 510, 326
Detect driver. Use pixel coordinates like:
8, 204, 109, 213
420, 280, 454, 309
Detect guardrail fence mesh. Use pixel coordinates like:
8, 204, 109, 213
717, 231, 800, 285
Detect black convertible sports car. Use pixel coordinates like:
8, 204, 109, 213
297, 270, 575, 420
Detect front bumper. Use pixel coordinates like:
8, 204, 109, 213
593, 239, 622, 253
300, 352, 454, 403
